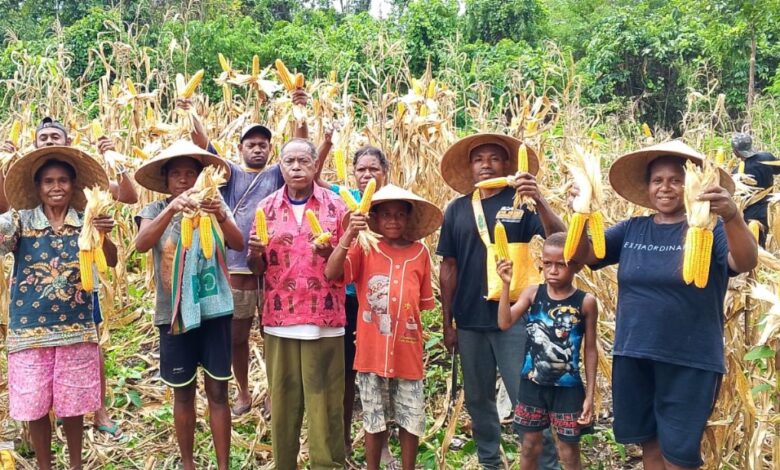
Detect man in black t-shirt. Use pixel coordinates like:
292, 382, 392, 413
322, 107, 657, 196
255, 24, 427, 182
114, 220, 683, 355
731, 132, 780, 245
437, 134, 565, 469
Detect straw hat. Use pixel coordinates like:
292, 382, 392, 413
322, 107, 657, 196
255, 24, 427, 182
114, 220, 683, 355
134, 139, 230, 194
440, 133, 539, 194
609, 140, 735, 209
4, 146, 108, 211
344, 184, 443, 241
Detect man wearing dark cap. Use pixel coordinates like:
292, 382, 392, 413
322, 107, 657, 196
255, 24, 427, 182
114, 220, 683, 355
732, 132, 780, 246
179, 89, 311, 416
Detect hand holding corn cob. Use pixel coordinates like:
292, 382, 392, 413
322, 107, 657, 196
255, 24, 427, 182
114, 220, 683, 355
78, 187, 114, 291
682, 160, 719, 288
563, 145, 606, 262
495, 258, 513, 285
179, 166, 228, 259
306, 209, 334, 245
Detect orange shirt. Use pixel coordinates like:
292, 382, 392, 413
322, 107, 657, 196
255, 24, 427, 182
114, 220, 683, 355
344, 240, 435, 380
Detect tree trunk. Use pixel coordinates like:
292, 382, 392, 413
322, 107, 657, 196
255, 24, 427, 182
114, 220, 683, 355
747, 27, 756, 127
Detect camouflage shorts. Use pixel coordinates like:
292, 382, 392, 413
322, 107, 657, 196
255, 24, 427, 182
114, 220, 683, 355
356, 372, 425, 436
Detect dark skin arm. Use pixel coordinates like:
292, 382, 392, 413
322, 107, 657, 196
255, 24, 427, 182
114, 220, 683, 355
496, 259, 538, 330
178, 99, 210, 150
510, 172, 566, 236
579, 294, 598, 425
291, 88, 309, 139
440, 256, 458, 353
324, 212, 367, 280
97, 137, 139, 204
93, 215, 118, 267
135, 190, 198, 253
699, 185, 758, 272
200, 199, 244, 251
247, 235, 267, 276
314, 125, 337, 190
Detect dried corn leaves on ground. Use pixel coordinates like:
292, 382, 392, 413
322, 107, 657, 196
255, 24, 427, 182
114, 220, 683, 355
0, 35, 777, 469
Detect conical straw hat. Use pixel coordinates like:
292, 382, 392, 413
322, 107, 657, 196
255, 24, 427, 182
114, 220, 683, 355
134, 139, 231, 194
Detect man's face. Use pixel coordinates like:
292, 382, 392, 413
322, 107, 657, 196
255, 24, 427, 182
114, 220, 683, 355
280, 142, 315, 192
238, 133, 271, 170
35, 128, 70, 148
469, 144, 511, 184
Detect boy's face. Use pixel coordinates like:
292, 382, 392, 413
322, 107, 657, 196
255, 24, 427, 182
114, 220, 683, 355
541, 244, 579, 287
372, 201, 410, 241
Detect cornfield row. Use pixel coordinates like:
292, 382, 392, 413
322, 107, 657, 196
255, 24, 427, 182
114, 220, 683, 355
0, 20, 778, 469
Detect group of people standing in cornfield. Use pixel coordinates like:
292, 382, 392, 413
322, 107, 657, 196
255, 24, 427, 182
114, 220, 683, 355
0, 80, 772, 470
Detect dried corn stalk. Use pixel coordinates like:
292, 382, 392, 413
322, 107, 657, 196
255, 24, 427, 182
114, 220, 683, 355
78, 186, 114, 291
563, 145, 605, 262
682, 160, 718, 288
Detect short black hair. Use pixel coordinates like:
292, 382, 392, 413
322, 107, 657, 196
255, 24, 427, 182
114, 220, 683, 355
161, 157, 204, 177
34, 159, 76, 184
469, 143, 509, 162
281, 138, 317, 160
353, 146, 390, 172
646, 156, 686, 183
544, 232, 567, 250
370, 200, 413, 214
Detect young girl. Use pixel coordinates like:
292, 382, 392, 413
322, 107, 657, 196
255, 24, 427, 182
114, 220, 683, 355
133, 140, 244, 470
324, 184, 442, 470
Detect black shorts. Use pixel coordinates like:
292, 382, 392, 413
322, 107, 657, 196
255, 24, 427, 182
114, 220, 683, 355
344, 294, 359, 371
612, 356, 722, 468
158, 315, 233, 388
513, 378, 592, 443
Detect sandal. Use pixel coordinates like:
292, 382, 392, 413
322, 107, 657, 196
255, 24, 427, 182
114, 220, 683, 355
95, 422, 123, 440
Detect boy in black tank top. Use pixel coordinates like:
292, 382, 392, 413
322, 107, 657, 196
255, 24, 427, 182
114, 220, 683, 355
497, 232, 598, 470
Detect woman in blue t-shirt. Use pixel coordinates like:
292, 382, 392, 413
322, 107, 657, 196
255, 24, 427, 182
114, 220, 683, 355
571, 140, 757, 470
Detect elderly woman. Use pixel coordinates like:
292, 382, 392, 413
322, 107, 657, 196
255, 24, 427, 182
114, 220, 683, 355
249, 138, 348, 470
0, 146, 117, 470
572, 141, 757, 470
316, 144, 390, 454
134, 140, 244, 470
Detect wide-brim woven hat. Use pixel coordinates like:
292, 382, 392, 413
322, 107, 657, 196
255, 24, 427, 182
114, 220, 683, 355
609, 140, 735, 209
5, 146, 108, 210
440, 133, 539, 194
134, 139, 231, 194
342, 184, 443, 241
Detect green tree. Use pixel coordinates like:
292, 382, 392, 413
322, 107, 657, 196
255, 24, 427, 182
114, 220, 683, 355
463, 0, 547, 46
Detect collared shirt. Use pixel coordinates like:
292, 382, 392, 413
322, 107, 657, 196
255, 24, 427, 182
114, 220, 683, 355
0, 205, 97, 353
219, 160, 284, 274
253, 184, 347, 327
344, 240, 435, 380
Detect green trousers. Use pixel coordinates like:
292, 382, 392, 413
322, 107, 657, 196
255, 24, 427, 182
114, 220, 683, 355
265, 334, 346, 470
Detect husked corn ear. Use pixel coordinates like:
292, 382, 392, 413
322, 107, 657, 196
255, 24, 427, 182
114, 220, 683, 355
475, 177, 510, 189
252, 55, 260, 78
641, 123, 652, 137
93, 247, 108, 273
339, 187, 359, 211
397, 102, 406, 117
329, 70, 337, 82
126, 78, 138, 96
179, 70, 204, 98
72, 133, 81, 145
334, 148, 347, 182
305, 209, 324, 235
564, 212, 588, 262
218, 53, 230, 72
411, 78, 423, 95
683, 226, 714, 288
589, 210, 606, 259
359, 178, 376, 213
294, 73, 305, 88
695, 229, 714, 288
426, 79, 436, 99
419, 104, 429, 118
8, 119, 21, 147
738, 161, 745, 174
314, 232, 333, 244
181, 216, 193, 249
682, 226, 698, 284
518, 144, 529, 173
132, 146, 150, 159
715, 147, 725, 165
79, 250, 94, 292
146, 106, 155, 123
275, 59, 295, 90
255, 208, 268, 244
90, 120, 103, 142
494, 221, 510, 260
200, 215, 214, 259
749, 220, 761, 241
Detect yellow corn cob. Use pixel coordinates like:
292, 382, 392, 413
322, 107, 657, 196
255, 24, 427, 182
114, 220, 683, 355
275, 59, 294, 90
359, 178, 376, 214
695, 229, 714, 288
79, 250, 94, 292
494, 221, 510, 260
426, 79, 436, 99
222, 83, 232, 102
252, 55, 260, 78
90, 120, 103, 142
0, 449, 14, 469
218, 53, 230, 72
715, 147, 725, 164
419, 104, 429, 117
179, 70, 204, 98
397, 102, 406, 117
200, 215, 214, 259
411, 78, 423, 95
126, 78, 138, 96
111, 83, 120, 99
305, 209, 324, 235
589, 211, 606, 259
339, 187, 359, 211
334, 148, 347, 182
749, 220, 761, 241
475, 177, 511, 189
314, 232, 333, 244
294, 73, 304, 88
8, 119, 21, 147
564, 212, 589, 262
329, 70, 337, 82
518, 144, 529, 173
72, 132, 81, 146
181, 216, 193, 249
738, 161, 745, 174
526, 120, 539, 133
255, 208, 268, 244
132, 146, 150, 160
93, 247, 108, 273
641, 123, 652, 137
682, 226, 698, 284
146, 106, 155, 123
